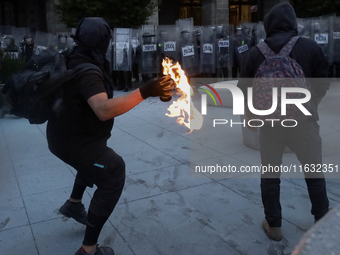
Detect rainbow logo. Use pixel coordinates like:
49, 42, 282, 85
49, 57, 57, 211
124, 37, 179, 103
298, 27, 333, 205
197, 82, 223, 106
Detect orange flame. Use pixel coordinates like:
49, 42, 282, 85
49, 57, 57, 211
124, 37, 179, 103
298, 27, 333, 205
162, 57, 203, 133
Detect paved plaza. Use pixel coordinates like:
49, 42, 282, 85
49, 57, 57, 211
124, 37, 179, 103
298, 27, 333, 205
1, 81, 340, 255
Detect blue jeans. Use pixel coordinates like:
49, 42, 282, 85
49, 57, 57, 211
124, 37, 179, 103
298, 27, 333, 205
259, 119, 329, 227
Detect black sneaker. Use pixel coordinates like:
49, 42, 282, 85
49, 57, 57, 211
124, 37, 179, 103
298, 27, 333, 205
59, 200, 87, 225
74, 246, 115, 255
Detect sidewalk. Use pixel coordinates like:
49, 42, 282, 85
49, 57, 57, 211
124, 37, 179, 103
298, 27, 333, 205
1, 81, 340, 255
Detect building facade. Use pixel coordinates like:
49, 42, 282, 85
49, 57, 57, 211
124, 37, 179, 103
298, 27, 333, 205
0, 0, 289, 35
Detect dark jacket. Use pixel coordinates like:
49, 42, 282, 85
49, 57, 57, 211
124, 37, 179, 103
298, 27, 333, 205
238, 2, 329, 121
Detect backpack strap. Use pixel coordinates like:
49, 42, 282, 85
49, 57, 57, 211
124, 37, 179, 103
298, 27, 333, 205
256, 41, 276, 59
278, 36, 300, 56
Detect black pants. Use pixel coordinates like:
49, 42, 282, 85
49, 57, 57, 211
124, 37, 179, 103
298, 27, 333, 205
73, 148, 126, 218
259, 120, 329, 227
132, 63, 139, 81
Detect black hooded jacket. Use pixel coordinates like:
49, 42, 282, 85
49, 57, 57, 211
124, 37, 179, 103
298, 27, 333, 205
47, 17, 114, 168
238, 2, 329, 121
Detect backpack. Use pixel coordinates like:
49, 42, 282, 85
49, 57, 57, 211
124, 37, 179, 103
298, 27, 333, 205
252, 36, 310, 122
4, 49, 102, 124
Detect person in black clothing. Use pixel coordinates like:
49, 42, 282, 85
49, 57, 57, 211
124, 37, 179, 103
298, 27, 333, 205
131, 37, 141, 82
216, 25, 232, 78
21, 35, 34, 63
231, 26, 249, 78
56, 33, 68, 52
238, 2, 330, 241
47, 17, 174, 255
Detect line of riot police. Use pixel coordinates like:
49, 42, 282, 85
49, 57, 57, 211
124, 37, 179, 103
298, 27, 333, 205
108, 16, 340, 90
1, 14, 340, 86
108, 18, 267, 91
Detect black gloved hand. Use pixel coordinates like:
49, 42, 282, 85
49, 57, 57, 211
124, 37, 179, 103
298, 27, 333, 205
139, 75, 175, 99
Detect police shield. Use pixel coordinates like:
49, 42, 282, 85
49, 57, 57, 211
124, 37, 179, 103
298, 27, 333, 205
332, 16, 340, 65
130, 29, 142, 81
177, 18, 200, 76
297, 18, 311, 39
255, 22, 266, 45
215, 24, 233, 78
241, 22, 257, 47
2, 28, 21, 59
12, 27, 29, 50
107, 35, 114, 71
158, 25, 179, 64
55, 32, 72, 52
34, 31, 53, 55
311, 16, 333, 64
113, 28, 132, 71
200, 26, 215, 74
231, 25, 251, 77
140, 25, 159, 75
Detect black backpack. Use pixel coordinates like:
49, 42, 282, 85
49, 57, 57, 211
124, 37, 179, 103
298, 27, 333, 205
3, 49, 102, 124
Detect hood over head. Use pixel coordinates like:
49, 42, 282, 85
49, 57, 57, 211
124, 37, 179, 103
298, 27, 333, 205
70, 17, 112, 78
72, 17, 111, 53
263, 2, 298, 53
264, 2, 298, 37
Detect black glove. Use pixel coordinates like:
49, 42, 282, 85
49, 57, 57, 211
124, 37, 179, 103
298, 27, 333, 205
139, 75, 175, 99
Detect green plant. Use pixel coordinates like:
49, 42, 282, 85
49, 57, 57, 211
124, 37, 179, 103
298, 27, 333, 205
1, 56, 24, 83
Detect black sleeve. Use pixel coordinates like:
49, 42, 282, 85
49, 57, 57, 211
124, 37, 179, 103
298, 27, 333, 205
309, 40, 330, 105
77, 72, 107, 101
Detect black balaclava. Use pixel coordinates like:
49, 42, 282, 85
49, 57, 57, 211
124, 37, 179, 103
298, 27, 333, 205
70, 17, 113, 94
73, 17, 111, 55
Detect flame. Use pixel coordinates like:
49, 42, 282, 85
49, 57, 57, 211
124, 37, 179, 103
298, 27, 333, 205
162, 57, 203, 133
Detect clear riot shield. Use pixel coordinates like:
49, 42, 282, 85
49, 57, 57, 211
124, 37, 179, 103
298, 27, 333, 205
215, 24, 233, 78
200, 26, 216, 74
0, 35, 5, 50
332, 16, 340, 66
13, 27, 29, 50
297, 18, 312, 39
311, 16, 333, 64
130, 29, 141, 81
69, 28, 76, 48
55, 32, 72, 51
255, 22, 266, 45
177, 18, 200, 77
140, 25, 159, 75
34, 31, 53, 55
158, 25, 179, 64
241, 22, 257, 47
232, 25, 251, 77
2, 26, 20, 59
113, 28, 131, 71
107, 36, 114, 71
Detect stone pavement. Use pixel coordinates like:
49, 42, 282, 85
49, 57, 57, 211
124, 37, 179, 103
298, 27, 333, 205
0, 81, 340, 255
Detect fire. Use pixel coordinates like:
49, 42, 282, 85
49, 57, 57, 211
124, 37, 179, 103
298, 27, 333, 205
162, 57, 203, 133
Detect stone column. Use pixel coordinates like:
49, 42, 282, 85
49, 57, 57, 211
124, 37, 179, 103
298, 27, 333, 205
215, 0, 229, 25
202, 0, 229, 26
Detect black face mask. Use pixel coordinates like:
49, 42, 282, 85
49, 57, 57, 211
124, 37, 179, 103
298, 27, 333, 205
73, 17, 111, 54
